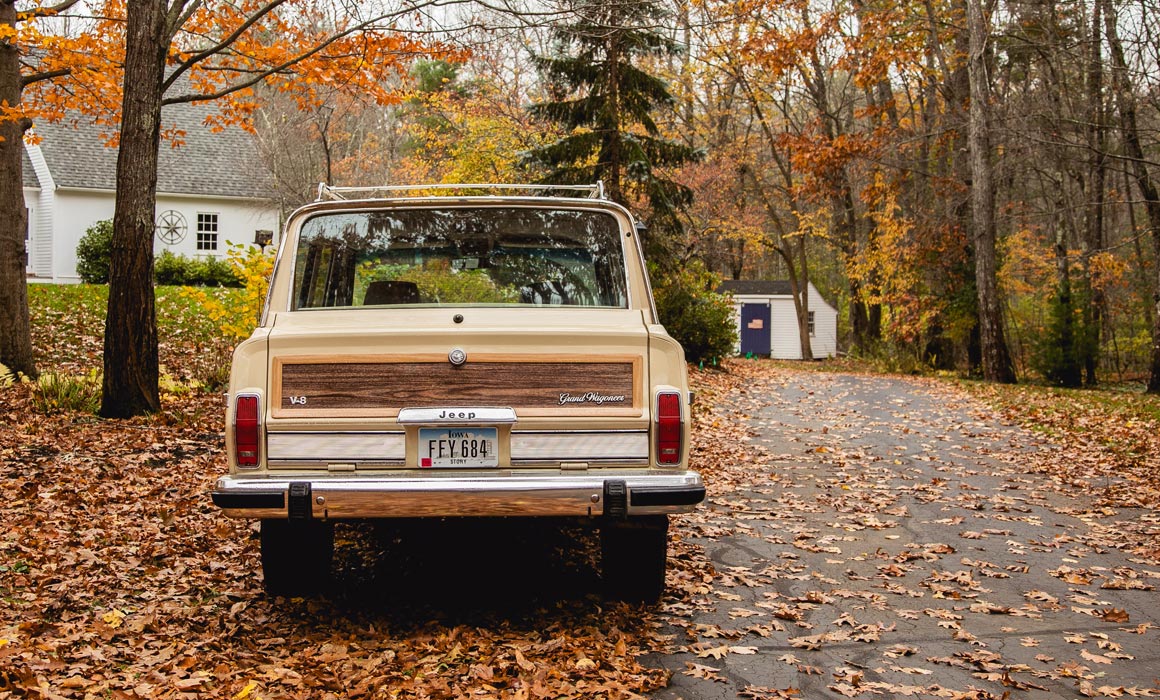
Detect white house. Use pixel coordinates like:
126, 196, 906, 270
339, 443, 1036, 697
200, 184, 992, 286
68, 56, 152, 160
21, 101, 280, 282
717, 280, 839, 359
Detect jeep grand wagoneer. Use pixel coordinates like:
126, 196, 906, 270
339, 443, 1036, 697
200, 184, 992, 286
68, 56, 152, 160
211, 184, 704, 601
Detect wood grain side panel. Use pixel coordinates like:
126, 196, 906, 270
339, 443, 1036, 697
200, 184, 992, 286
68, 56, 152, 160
273, 355, 640, 416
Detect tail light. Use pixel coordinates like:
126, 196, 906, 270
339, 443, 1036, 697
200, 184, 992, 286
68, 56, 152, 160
234, 393, 261, 468
655, 391, 683, 465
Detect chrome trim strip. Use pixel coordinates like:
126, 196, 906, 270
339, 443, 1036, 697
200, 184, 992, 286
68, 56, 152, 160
268, 460, 406, 468
213, 471, 704, 519
397, 406, 517, 425
510, 429, 645, 434
267, 431, 406, 462
510, 431, 648, 460
317, 183, 606, 200
510, 459, 650, 467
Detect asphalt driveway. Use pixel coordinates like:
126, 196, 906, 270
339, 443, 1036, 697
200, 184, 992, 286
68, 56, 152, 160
653, 367, 1160, 699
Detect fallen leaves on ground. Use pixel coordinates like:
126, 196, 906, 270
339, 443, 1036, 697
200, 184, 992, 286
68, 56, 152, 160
0, 385, 673, 699
658, 360, 1160, 698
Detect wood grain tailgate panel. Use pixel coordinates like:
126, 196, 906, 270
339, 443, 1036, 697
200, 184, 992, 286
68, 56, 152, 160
273, 355, 640, 417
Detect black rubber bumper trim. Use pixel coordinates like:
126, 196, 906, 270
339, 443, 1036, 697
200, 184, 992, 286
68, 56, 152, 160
604, 480, 628, 519
630, 485, 706, 507
212, 491, 285, 510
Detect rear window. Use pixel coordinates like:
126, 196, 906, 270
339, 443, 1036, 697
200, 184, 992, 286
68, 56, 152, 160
291, 207, 629, 309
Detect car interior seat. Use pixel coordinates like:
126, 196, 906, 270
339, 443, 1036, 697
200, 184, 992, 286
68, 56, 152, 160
363, 280, 421, 305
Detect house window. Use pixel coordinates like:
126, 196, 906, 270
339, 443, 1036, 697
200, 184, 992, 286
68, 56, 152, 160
808, 310, 816, 336
196, 213, 219, 251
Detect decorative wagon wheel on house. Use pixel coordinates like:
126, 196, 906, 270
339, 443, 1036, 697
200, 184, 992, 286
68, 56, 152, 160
155, 210, 187, 245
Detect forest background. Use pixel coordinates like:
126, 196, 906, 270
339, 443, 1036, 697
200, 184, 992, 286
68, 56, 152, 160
3, 0, 1160, 415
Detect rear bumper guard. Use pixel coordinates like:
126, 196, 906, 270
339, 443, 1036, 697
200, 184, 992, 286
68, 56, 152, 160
211, 472, 704, 520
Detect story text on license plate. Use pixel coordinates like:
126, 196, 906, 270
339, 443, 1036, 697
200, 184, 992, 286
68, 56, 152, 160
418, 427, 498, 468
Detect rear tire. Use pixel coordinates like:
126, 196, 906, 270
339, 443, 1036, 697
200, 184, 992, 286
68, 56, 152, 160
601, 515, 669, 603
260, 520, 334, 596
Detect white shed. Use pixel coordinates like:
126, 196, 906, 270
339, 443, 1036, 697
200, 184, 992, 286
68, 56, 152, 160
717, 280, 839, 359
21, 99, 280, 283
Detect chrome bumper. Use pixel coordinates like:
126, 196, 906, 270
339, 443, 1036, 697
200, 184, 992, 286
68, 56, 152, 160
211, 471, 705, 519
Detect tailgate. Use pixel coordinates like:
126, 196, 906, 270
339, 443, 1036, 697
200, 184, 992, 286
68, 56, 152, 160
262, 308, 652, 469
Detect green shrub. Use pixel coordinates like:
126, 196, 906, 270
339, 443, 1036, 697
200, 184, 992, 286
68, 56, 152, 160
652, 260, 737, 366
29, 370, 102, 414
1032, 278, 1094, 387
154, 250, 185, 286
75, 220, 114, 284
75, 220, 241, 287
155, 251, 241, 287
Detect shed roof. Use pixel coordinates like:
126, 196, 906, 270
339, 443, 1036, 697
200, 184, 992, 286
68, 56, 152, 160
25, 98, 273, 200
716, 280, 793, 296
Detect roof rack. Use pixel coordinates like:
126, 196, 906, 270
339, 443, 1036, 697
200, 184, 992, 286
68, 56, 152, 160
315, 182, 606, 202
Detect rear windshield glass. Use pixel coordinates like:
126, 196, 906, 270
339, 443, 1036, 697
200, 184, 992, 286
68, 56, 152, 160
291, 207, 629, 309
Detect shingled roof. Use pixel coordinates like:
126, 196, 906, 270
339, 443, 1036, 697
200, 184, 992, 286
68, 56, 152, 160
21, 148, 37, 188
716, 280, 794, 296
23, 98, 273, 200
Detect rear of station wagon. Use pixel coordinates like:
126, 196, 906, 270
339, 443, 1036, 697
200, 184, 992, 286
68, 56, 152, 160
212, 184, 704, 601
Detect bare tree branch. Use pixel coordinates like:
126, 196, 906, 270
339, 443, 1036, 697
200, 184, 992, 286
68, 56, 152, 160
15, 0, 82, 22
161, 0, 482, 101
21, 67, 71, 87
162, 0, 286, 91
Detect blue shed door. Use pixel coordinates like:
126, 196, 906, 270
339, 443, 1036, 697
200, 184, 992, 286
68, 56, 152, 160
740, 303, 771, 356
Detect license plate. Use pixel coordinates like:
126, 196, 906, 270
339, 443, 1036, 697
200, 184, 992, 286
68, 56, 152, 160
419, 428, 498, 468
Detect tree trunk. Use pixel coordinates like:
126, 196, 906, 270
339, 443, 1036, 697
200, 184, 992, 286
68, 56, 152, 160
100, 0, 169, 417
796, 235, 813, 361
1104, 0, 1160, 393
0, 0, 37, 378
1051, 226, 1082, 387
945, 0, 981, 374
1080, 0, 1105, 386
967, 0, 1016, 383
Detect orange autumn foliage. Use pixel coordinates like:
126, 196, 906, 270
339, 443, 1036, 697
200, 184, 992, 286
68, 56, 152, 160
8, 0, 460, 142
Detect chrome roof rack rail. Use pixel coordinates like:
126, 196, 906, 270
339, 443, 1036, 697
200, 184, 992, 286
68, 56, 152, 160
315, 182, 606, 202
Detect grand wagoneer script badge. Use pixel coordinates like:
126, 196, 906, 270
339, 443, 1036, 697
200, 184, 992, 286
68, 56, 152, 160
558, 392, 627, 406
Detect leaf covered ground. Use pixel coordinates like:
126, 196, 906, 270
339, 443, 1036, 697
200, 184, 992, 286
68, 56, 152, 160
655, 362, 1160, 699
4, 286, 1159, 698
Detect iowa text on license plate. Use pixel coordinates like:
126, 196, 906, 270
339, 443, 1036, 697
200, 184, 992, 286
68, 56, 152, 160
418, 427, 499, 468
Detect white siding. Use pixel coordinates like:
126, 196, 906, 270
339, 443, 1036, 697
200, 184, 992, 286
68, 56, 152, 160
729, 304, 742, 354
22, 188, 38, 275
46, 189, 280, 282
50, 190, 112, 280
23, 143, 55, 278
769, 297, 800, 359
726, 282, 838, 359
806, 283, 839, 358
149, 192, 281, 260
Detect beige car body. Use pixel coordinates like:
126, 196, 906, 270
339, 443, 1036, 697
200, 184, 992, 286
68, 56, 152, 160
211, 190, 703, 523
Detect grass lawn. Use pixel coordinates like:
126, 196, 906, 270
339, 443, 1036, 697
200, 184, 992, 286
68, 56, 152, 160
26, 282, 246, 389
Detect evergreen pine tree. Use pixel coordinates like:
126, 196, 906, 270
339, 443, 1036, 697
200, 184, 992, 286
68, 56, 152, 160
525, 0, 701, 263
